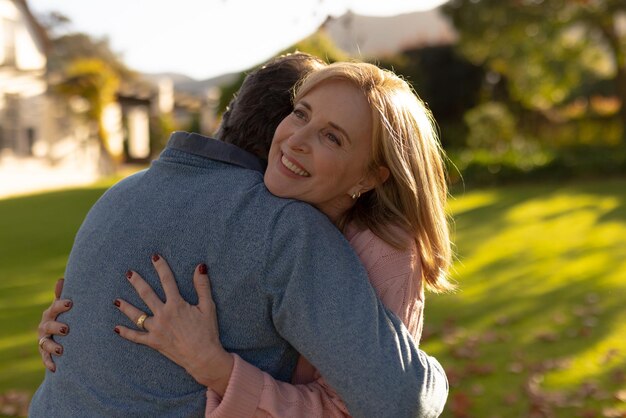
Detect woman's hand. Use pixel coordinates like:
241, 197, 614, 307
38, 278, 72, 372
114, 254, 234, 396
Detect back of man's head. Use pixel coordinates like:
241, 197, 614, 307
215, 52, 326, 161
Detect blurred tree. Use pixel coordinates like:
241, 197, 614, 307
465, 102, 517, 153
443, 0, 626, 134
279, 29, 349, 63
378, 45, 485, 148
38, 11, 139, 170
37, 11, 136, 80
53, 58, 121, 172
47, 33, 136, 80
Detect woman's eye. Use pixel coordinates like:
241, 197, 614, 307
326, 133, 341, 145
293, 109, 306, 119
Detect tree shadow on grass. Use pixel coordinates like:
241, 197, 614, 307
427, 178, 626, 417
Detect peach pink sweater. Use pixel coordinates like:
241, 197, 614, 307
204, 224, 425, 417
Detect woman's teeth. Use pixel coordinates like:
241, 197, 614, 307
282, 155, 310, 177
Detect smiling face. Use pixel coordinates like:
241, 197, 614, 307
264, 79, 377, 222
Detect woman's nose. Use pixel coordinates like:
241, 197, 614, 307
286, 129, 310, 153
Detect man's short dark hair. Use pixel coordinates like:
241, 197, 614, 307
215, 52, 325, 161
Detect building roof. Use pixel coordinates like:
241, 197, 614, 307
13, 0, 51, 55
324, 8, 457, 58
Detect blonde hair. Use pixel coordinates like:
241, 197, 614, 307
293, 62, 455, 293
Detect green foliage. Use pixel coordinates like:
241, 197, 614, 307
279, 30, 349, 64
54, 58, 119, 121
42, 11, 135, 81
464, 102, 517, 152
443, 0, 624, 111
52, 58, 122, 163
41, 14, 139, 168
449, 144, 626, 187
216, 72, 246, 116
423, 178, 626, 417
377, 45, 484, 148
149, 113, 178, 157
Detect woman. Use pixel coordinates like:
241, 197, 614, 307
39, 62, 454, 416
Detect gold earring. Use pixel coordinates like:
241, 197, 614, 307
351, 191, 361, 200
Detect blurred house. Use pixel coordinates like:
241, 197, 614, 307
0, 0, 48, 158
0, 0, 215, 197
324, 8, 456, 58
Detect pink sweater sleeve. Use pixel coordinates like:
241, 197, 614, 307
204, 224, 424, 418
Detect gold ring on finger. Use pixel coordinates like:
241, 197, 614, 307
136, 313, 149, 330
38, 336, 48, 349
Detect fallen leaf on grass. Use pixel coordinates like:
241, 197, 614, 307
508, 361, 524, 374
535, 331, 559, 343
465, 362, 495, 376
0, 391, 30, 417
602, 406, 626, 418
451, 391, 472, 418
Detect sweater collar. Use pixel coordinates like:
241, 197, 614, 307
166, 131, 265, 173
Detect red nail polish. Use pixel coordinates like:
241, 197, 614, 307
113, 299, 121, 307
64, 301, 72, 308
152, 254, 160, 262
125, 270, 133, 279
199, 264, 208, 274
55, 347, 62, 355
114, 327, 120, 334
60, 327, 68, 335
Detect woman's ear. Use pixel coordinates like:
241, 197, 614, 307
357, 166, 390, 195
376, 166, 390, 185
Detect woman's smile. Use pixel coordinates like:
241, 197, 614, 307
280, 153, 310, 177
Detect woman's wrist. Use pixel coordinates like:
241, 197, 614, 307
189, 349, 234, 397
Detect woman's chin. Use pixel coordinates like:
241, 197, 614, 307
265, 182, 291, 199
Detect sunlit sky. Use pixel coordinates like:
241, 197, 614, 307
28, 0, 449, 80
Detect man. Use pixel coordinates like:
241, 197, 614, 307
30, 53, 447, 418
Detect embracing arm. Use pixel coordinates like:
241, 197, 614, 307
261, 208, 447, 418
205, 228, 427, 418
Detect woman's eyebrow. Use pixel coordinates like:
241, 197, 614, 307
328, 122, 350, 144
299, 100, 312, 111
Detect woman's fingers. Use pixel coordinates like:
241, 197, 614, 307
42, 351, 56, 372
40, 337, 64, 357
38, 280, 70, 373
39, 300, 72, 337
114, 325, 153, 347
41, 320, 69, 337
48, 299, 73, 317
194, 264, 214, 311
54, 278, 64, 299
151, 254, 182, 303
125, 270, 162, 312
114, 298, 152, 331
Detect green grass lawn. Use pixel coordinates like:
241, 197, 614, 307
1, 176, 625, 417
423, 178, 626, 417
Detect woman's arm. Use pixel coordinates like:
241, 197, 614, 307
204, 228, 424, 418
